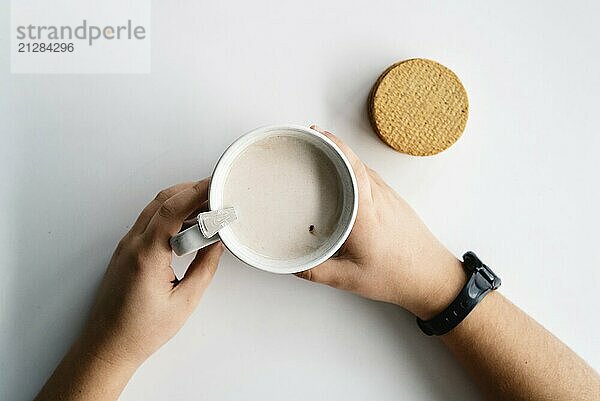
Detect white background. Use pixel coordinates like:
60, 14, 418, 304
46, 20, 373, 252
1, 1, 599, 400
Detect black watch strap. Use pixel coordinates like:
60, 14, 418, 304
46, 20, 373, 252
416, 252, 501, 336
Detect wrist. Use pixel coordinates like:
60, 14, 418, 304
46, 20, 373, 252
404, 253, 467, 320
76, 328, 144, 374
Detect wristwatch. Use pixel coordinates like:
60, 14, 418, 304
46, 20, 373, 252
416, 251, 501, 336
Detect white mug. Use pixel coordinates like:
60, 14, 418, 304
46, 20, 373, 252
170, 125, 358, 274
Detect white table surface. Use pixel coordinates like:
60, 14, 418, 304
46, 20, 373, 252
2, 1, 599, 400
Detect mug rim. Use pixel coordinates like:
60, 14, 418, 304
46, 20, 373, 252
208, 124, 358, 274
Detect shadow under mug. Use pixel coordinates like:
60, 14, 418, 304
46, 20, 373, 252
170, 124, 358, 274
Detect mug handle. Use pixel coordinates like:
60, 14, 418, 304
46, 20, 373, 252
170, 208, 237, 256
170, 225, 220, 256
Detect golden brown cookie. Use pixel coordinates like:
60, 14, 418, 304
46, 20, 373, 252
368, 59, 469, 156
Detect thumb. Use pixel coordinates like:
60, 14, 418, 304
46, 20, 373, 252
295, 258, 348, 288
174, 243, 224, 304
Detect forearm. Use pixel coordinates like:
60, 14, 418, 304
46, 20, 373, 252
439, 291, 600, 400
35, 337, 138, 401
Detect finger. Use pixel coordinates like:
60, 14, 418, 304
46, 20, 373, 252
173, 243, 224, 305
183, 199, 209, 224
310, 124, 373, 203
310, 124, 366, 175
144, 179, 210, 239
294, 258, 348, 288
367, 167, 386, 187
130, 182, 196, 234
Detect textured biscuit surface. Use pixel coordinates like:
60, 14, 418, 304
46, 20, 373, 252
369, 59, 469, 156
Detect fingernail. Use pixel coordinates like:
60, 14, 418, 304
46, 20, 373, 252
310, 124, 322, 131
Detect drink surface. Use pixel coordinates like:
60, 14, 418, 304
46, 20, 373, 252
222, 135, 341, 260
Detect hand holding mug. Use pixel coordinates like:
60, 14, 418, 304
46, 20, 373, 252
79, 180, 223, 368
296, 126, 465, 320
